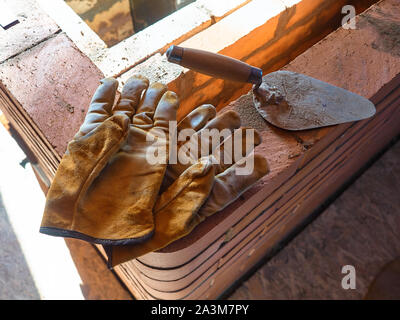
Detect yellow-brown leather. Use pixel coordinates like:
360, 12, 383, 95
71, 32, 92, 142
107, 157, 216, 266
40, 114, 130, 241
40, 75, 179, 245
107, 107, 269, 266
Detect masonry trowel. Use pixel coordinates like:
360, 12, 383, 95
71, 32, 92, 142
166, 45, 376, 131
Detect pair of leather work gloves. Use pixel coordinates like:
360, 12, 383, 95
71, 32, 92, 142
40, 75, 269, 267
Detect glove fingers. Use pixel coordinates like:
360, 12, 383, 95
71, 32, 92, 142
176, 110, 241, 169
198, 153, 269, 217
113, 75, 149, 119
167, 110, 241, 180
132, 82, 168, 127
152, 91, 179, 130
168, 105, 216, 181
213, 127, 261, 174
177, 104, 216, 133
201, 110, 241, 132
189, 110, 241, 156
76, 77, 118, 138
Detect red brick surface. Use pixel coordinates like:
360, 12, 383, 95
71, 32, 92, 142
0, 33, 103, 156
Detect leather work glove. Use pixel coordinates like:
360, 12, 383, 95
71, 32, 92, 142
106, 105, 269, 266
40, 75, 181, 245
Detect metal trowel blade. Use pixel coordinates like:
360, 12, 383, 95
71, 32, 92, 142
253, 71, 376, 131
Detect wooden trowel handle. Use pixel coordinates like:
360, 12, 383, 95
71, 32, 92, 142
166, 45, 262, 86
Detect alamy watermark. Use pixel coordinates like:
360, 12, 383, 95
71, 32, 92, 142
342, 5, 357, 30
341, 265, 356, 290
